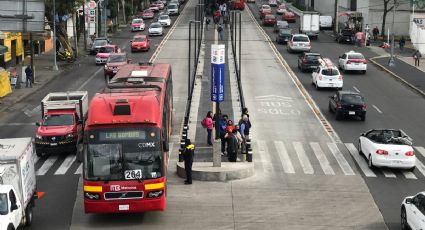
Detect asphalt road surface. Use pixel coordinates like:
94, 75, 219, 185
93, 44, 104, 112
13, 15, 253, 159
248, 1, 425, 229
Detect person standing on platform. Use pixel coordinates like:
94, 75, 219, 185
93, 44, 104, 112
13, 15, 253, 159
202, 111, 214, 145
217, 24, 223, 40
226, 129, 239, 162
183, 139, 195, 185
219, 114, 228, 155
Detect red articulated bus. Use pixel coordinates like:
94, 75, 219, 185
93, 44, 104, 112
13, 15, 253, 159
82, 63, 173, 213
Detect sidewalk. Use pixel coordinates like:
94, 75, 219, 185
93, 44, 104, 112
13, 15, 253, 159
367, 42, 425, 97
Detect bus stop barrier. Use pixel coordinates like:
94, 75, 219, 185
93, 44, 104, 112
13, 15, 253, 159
246, 138, 252, 162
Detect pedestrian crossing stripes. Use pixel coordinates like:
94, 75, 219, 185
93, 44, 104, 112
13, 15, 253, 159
31, 141, 425, 180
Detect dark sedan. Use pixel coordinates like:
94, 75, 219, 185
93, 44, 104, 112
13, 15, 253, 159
335, 29, 355, 44
328, 91, 366, 121
275, 28, 292, 44
297, 52, 321, 72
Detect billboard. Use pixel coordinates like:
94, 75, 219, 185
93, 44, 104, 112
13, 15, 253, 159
211, 44, 225, 102
0, 0, 45, 32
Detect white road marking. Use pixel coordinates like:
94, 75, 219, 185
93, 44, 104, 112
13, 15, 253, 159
274, 141, 295, 174
402, 171, 417, 179
0, 122, 35, 126
293, 142, 314, 174
75, 164, 82, 174
352, 86, 360, 93
327, 143, 355, 175
258, 140, 273, 173
413, 147, 425, 177
380, 168, 396, 178
310, 142, 335, 175
36, 155, 59, 176
77, 67, 103, 90
345, 143, 376, 177
372, 105, 383, 114
54, 155, 77, 175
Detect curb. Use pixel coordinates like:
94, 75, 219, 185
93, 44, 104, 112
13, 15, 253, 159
176, 162, 254, 181
369, 56, 425, 98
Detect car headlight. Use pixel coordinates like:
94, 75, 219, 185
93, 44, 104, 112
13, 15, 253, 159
66, 133, 74, 139
148, 190, 163, 198
35, 135, 42, 140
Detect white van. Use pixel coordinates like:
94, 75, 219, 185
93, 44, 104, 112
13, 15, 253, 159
319, 16, 333, 30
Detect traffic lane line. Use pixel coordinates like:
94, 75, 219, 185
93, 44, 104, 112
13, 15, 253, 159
372, 104, 383, 114
353, 86, 360, 93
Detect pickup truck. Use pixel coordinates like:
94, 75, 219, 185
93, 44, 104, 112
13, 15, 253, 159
0, 138, 37, 230
299, 12, 320, 39
35, 91, 88, 157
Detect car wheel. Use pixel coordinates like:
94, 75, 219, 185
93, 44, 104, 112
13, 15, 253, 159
328, 103, 333, 112
408, 166, 416, 172
360, 115, 366, 121
335, 111, 342, 120
362, 70, 366, 74
315, 82, 320, 90
36, 151, 43, 157
401, 206, 410, 230
25, 205, 33, 226
358, 141, 362, 154
368, 154, 374, 169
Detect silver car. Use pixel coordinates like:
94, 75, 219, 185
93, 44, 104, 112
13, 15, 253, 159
149, 22, 164, 36
287, 34, 311, 53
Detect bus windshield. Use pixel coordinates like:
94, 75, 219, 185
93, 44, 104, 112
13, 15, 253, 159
86, 128, 162, 181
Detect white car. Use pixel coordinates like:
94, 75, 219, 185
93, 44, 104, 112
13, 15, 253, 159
276, 4, 287, 14
149, 22, 164, 36
311, 58, 343, 89
158, 15, 171, 26
167, 3, 179, 15
401, 192, 425, 230
338, 51, 367, 74
358, 129, 416, 170
131, 18, 145, 31
287, 34, 311, 53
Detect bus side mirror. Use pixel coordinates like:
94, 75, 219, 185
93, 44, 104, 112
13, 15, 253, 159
163, 141, 169, 152
35, 122, 40, 126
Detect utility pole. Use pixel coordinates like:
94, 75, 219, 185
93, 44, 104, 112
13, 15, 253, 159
389, 1, 398, 67
83, 2, 87, 51
53, 0, 58, 71
334, 0, 339, 33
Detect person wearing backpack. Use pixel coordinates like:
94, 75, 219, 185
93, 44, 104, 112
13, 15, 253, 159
202, 111, 214, 145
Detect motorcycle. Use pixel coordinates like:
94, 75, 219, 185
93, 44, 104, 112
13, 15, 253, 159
56, 49, 75, 63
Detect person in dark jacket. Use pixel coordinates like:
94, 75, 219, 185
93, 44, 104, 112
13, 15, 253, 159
183, 139, 195, 184
399, 36, 406, 52
413, 50, 422, 67
226, 130, 239, 162
218, 114, 228, 155
25, 65, 33, 88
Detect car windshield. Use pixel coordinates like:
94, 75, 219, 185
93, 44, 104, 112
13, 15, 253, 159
341, 94, 363, 104
306, 55, 320, 60
265, 15, 275, 19
263, 5, 270, 9
151, 23, 161, 28
279, 29, 291, 35
159, 15, 169, 20
100, 47, 114, 53
86, 128, 163, 181
94, 40, 107, 46
132, 19, 143, 23
321, 68, 340, 76
168, 4, 177, 9
371, 130, 412, 145
134, 37, 146, 42
0, 193, 8, 215
43, 114, 74, 126
293, 36, 309, 42
348, 54, 365, 59
108, 55, 126, 63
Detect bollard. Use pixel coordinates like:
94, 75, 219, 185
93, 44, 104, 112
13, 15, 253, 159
246, 150, 253, 162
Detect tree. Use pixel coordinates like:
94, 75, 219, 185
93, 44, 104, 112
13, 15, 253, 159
44, 0, 85, 56
381, 0, 397, 37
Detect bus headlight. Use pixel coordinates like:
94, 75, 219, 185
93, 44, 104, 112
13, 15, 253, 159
84, 192, 100, 200
35, 135, 42, 140
147, 190, 163, 198
66, 133, 74, 139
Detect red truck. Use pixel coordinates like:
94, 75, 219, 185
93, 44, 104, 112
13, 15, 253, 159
34, 91, 88, 157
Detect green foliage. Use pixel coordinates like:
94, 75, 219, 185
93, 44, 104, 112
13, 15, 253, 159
44, 0, 85, 20
292, 2, 305, 11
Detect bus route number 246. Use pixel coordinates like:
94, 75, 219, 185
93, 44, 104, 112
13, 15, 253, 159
125, 169, 143, 179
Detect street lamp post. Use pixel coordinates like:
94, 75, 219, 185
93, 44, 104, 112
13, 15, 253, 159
53, 0, 58, 71
389, 1, 398, 67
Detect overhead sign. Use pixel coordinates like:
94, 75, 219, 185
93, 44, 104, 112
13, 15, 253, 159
0, 0, 45, 32
211, 44, 225, 102
89, 9, 96, 17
